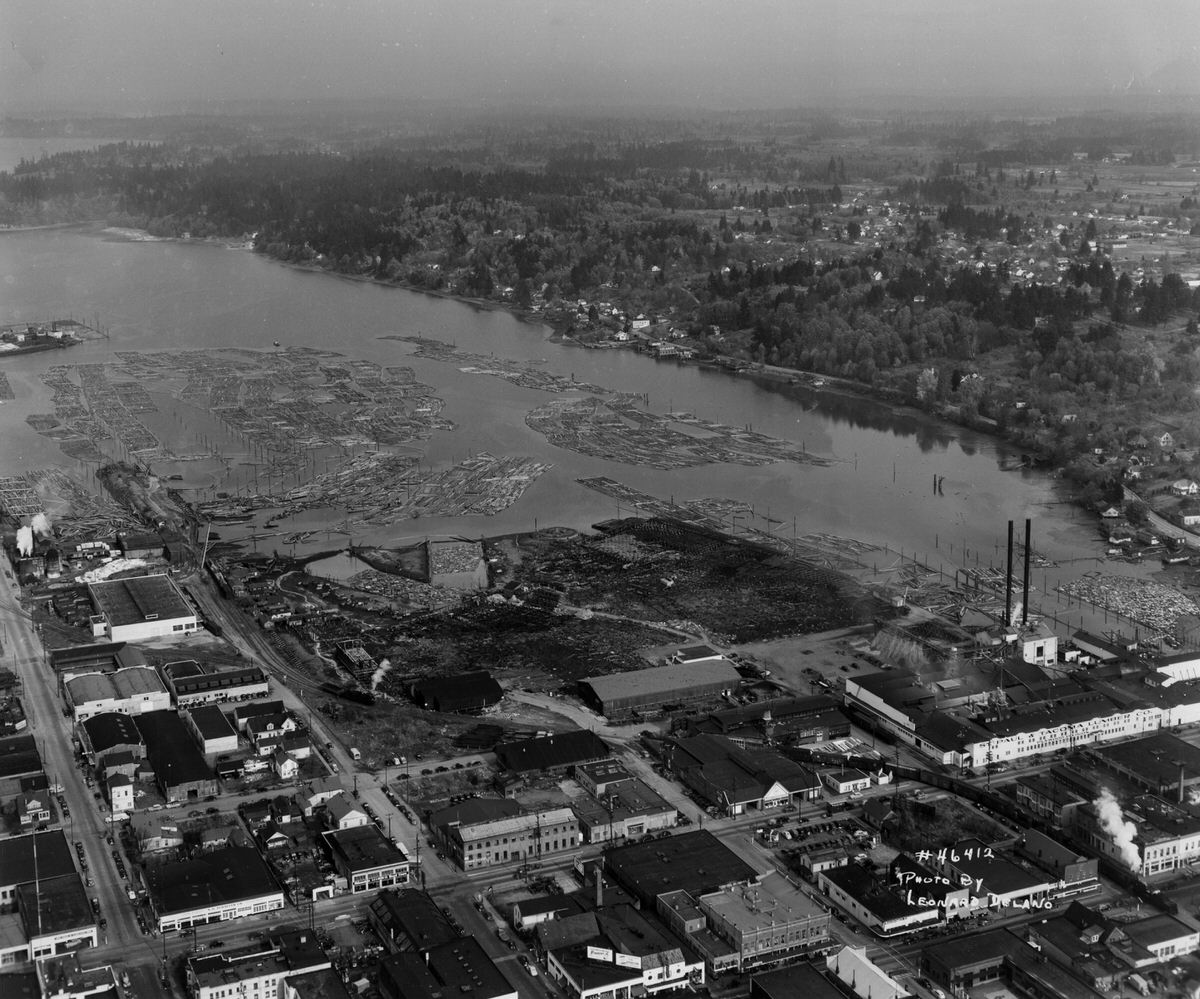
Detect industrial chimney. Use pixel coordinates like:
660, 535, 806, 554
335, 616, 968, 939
595, 862, 604, 909
1005, 521, 1014, 626
1022, 519, 1032, 627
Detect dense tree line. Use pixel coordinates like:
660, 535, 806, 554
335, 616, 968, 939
4, 133, 1200, 466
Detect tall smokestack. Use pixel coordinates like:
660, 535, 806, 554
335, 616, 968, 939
1180, 763, 1186, 804
595, 862, 604, 909
1005, 521, 1014, 626
1022, 519, 1032, 626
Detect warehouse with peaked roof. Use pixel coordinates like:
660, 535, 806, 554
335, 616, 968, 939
411, 672, 502, 714
48, 642, 143, 675
580, 660, 741, 719
63, 665, 170, 721
79, 712, 144, 763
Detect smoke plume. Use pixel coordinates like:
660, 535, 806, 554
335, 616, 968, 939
1094, 787, 1141, 871
30, 513, 52, 537
16, 526, 34, 557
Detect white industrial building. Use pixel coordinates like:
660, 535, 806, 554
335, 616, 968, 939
63, 666, 171, 722
87, 574, 198, 642
152, 847, 284, 932
184, 705, 239, 756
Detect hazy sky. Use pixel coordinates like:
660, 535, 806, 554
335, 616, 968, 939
2, 0, 1198, 112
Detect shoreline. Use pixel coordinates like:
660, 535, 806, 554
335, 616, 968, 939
16, 221, 1054, 483
0, 219, 106, 235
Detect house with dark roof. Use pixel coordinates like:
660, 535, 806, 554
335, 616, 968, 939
231, 700, 285, 731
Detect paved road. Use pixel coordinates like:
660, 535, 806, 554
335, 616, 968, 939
0, 568, 155, 966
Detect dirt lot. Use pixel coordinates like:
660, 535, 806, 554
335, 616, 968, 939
375, 603, 670, 696
309, 695, 487, 766
487, 518, 883, 645
738, 624, 884, 696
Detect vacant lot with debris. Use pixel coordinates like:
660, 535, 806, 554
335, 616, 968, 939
488, 518, 880, 644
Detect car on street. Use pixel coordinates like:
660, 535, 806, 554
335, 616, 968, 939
520, 956, 538, 977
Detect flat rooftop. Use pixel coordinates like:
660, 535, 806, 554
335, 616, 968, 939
752, 964, 844, 999
574, 778, 674, 826
17, 874, 93, 937
948, 839, 1049, 896
701, 872, 825, 932
576, 758, 631, 785
135, 710, 213, 785
0, 831, 74, 890
88, 573, 192, 626
188, 705, 238, 741
190, 931, 328, 990
606, 830, 758, 902
155, 846, 280, 915
455, 807, 575, 843
0, 734, 42, 780
323, 825, 408, 871
1089, 732, 1200, 787
923, 927, 1026, 970
1123, 912, 1197, 948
